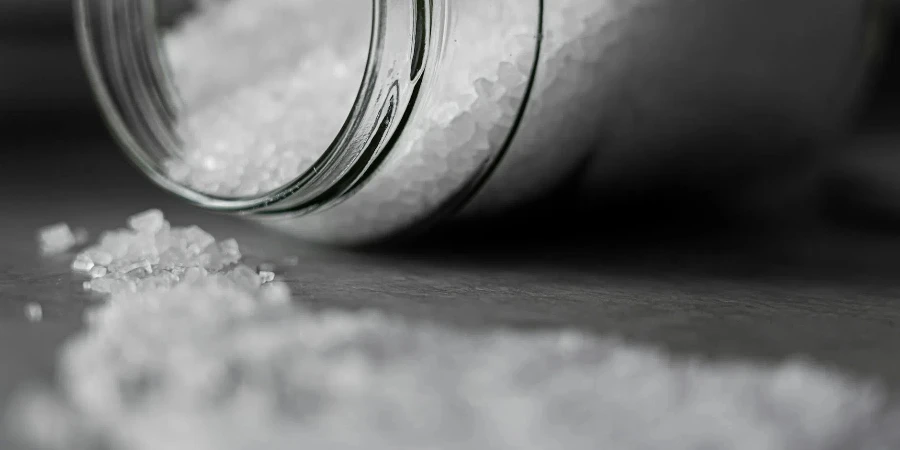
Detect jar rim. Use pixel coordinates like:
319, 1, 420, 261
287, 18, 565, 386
74, 0, 430, 215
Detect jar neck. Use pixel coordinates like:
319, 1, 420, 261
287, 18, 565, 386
75, 0, 432, 214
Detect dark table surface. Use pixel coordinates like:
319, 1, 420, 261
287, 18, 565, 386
4, 135, 900, 447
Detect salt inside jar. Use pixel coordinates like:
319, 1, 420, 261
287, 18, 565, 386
77, 0, 876, 244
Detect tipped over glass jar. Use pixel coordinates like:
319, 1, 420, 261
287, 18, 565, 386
76, 0, 879, 245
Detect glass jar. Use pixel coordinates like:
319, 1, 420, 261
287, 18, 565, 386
76, 0, 878, 245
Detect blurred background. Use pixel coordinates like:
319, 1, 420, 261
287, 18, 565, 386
0, 0, 100, 134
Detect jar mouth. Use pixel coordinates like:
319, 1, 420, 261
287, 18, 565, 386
75, 0, 429, 215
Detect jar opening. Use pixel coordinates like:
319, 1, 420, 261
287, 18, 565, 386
159, 0, 372, 200
76, 0, 428, 213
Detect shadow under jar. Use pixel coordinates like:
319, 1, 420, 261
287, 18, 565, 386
76, 0, 878, 245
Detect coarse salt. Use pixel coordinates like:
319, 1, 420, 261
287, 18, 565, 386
17, 209, 893, 449
37, 223, 79, 256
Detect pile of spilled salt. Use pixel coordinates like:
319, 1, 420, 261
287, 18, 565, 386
37, 223, 88, 256
71, 209, 283, 297
11, 211, 895, 449
163, 0, 370, 197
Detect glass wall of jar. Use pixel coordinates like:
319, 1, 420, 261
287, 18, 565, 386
75, 0, 879, 245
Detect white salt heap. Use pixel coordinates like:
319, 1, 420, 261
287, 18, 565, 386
13, 210, 897, 449
163, 0, 370, 197
72, 209, 274, 296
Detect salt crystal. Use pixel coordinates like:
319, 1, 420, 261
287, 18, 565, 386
183, 226, 216, 254
473, 77, 494, 99
83, 250, 113, 267
127, 209, 166, 234
257, 270, 275, 284
37, 223, 78, 255
228, 265, 261, 291
157, 247, 189, 270
71, 255, 94, 273
202, 246, 237, 272
24, 303, 43, 322
108, 259, 151, 276
97, 231, 132, 259
497, 61, 522, 86
218, 239, 241, 259
85, 278, 115, 294
89, 266, 108, 279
